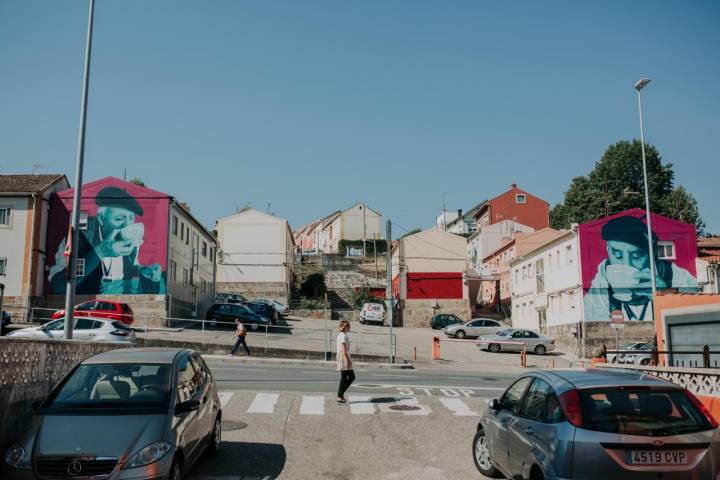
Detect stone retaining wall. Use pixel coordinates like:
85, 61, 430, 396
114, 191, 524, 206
400, 299, 471, 328
216, 281, 289, 304
547, 321, 656, 356
286, 309, 330, 320
0, 338, 127, 447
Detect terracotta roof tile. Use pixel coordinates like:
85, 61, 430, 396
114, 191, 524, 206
0, 174, 66, 193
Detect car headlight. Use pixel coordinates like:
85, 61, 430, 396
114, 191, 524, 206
5, 444, 30, 470
123, 441, 172, 469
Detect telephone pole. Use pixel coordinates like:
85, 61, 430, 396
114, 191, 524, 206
385, 220, 394, 363
64, 0, 95, 339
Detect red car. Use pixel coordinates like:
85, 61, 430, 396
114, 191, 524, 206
51, 300, 134, 325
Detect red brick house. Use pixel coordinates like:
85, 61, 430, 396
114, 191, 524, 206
474, 184, 549, 231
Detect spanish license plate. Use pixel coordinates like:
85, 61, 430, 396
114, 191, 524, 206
628, 450, 688, 465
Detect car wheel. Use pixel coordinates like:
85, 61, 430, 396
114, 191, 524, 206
168, 456, 182, 480
534, 345, 547, 356
472, 429, 500, 477
206, 415, 221, 457
488, 343, 500, 353
530, 465, 544, 480
455, 330, 466, 339
640, 358, 650, 365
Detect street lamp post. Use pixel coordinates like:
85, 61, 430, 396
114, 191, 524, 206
635, 77, 658, 300
64, 0, 96, 339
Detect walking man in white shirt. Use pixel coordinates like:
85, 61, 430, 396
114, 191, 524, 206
336, 320, 354, 404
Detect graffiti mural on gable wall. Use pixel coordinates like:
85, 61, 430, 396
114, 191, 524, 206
580, 209, 699, 322
46, 178, 168, 295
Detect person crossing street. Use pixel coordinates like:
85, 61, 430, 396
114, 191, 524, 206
336, 320, 355, 404
231, 318, 251, 356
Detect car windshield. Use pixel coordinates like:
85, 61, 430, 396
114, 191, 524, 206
496, 329, 513, 337
578, 388, 713, 436
44, 363, 171, 414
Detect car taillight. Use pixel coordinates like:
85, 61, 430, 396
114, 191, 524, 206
684, 388, 719, 429
110, 330, 129, 337
558, 389, 583, 427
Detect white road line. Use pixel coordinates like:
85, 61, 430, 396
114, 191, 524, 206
300, 371, 337, 375
246, 393, 279, 413
439, 398, 479, 416
348, 395, 376, 414
378, 396, 431, 416
352, 383, 506, 391
218, 391, 234, 408
299, 395, 325, 415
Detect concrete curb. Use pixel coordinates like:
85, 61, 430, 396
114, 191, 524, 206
202, 354, 414, 369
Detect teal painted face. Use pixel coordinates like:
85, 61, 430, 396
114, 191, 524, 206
98, 207, 136, 235
606, 240, 649, 270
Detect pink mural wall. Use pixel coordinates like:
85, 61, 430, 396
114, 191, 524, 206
579, 208, 698, 322
45, 177, 170, 295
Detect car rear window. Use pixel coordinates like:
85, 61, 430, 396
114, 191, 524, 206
578, 388, 713, 436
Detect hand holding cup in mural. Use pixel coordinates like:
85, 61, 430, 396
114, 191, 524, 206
139, 263, 163, 283
95, 227, 143, 258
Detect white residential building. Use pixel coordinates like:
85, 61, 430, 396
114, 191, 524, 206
320, 203, 382, 254
510, 229, 582, 334
467, 220, 535, 272
215, 209, 295, 303
0, 174, 69, 309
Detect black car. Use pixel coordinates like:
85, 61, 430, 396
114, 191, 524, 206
243, 301, 279, 324
1, 310, 11, 336
205, 303, 271, 330
431, 313, 463, 330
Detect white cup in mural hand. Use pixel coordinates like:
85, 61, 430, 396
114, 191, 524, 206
120, 223, 144, 245
605, 264, 640, 289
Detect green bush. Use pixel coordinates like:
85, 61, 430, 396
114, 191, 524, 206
299, 298, 325, 309
300, 273, 326, 299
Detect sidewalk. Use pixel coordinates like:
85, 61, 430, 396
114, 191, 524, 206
135, 315, 577, 374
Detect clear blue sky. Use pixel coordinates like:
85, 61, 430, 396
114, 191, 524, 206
2, 1, 718, 235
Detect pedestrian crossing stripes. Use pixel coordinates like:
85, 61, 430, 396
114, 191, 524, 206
222, 391, 487, 417
246, 393, 279, 413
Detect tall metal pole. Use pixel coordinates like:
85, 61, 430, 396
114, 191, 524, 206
362, 204, 366, 258
385, 220, 394, 363
64, 0, 95, 339
635, 78, 658, 301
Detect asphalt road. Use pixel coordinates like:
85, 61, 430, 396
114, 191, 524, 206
185, 361, 518, 480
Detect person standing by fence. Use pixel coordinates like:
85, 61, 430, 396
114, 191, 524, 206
230, 318, 251, 356
336, 320, 355, 404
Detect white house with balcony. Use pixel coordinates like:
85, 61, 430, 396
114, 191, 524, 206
510, 228, 583, 335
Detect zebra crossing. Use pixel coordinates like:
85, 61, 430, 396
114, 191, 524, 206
218, 390, 489, 417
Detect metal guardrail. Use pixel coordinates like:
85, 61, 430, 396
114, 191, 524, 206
2, 303, 398, 361
602, 345, 720, 369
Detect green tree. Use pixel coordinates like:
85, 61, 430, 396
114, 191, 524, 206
550, 140, 704, 234
129, 177, 145, 187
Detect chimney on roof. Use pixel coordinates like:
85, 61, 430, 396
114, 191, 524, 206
179, 202, 190, 212
511, 183, 517, 189
457, 209, 462, 218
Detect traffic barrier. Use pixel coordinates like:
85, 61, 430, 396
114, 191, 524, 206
432, 336, 441, 360
591, 357, 607, 367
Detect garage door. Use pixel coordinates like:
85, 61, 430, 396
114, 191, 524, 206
669, 322, 720, 368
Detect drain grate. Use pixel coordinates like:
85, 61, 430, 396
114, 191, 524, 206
389, 404, 421, 411
221, 420, 247, 431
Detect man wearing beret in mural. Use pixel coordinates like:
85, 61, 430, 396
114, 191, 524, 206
584, 215, 697, 322
49, 187, 165, 295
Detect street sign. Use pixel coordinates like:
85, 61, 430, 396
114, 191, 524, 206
610, 310, 625, 324
610, 323, 625, 329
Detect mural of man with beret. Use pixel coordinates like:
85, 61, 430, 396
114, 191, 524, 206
584, 215, 697, 321
49, 187, 165, 295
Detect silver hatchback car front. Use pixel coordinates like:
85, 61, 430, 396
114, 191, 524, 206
473, 369, 720, 479
3, 348, 222, 480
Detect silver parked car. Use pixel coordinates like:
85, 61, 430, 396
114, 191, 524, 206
444, 318, 505, 339
6, 317, 136, 343
478, 328, 555, 355
473, 369, 720, 479
3, 348, 222, 480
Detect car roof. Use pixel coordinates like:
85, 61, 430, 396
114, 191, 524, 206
528, 368, 679, 394
83, 348, 189, 364
54, 316, 121, 323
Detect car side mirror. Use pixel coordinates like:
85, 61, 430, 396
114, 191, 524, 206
174, 399, 200, 415
488, 399, 501, 411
